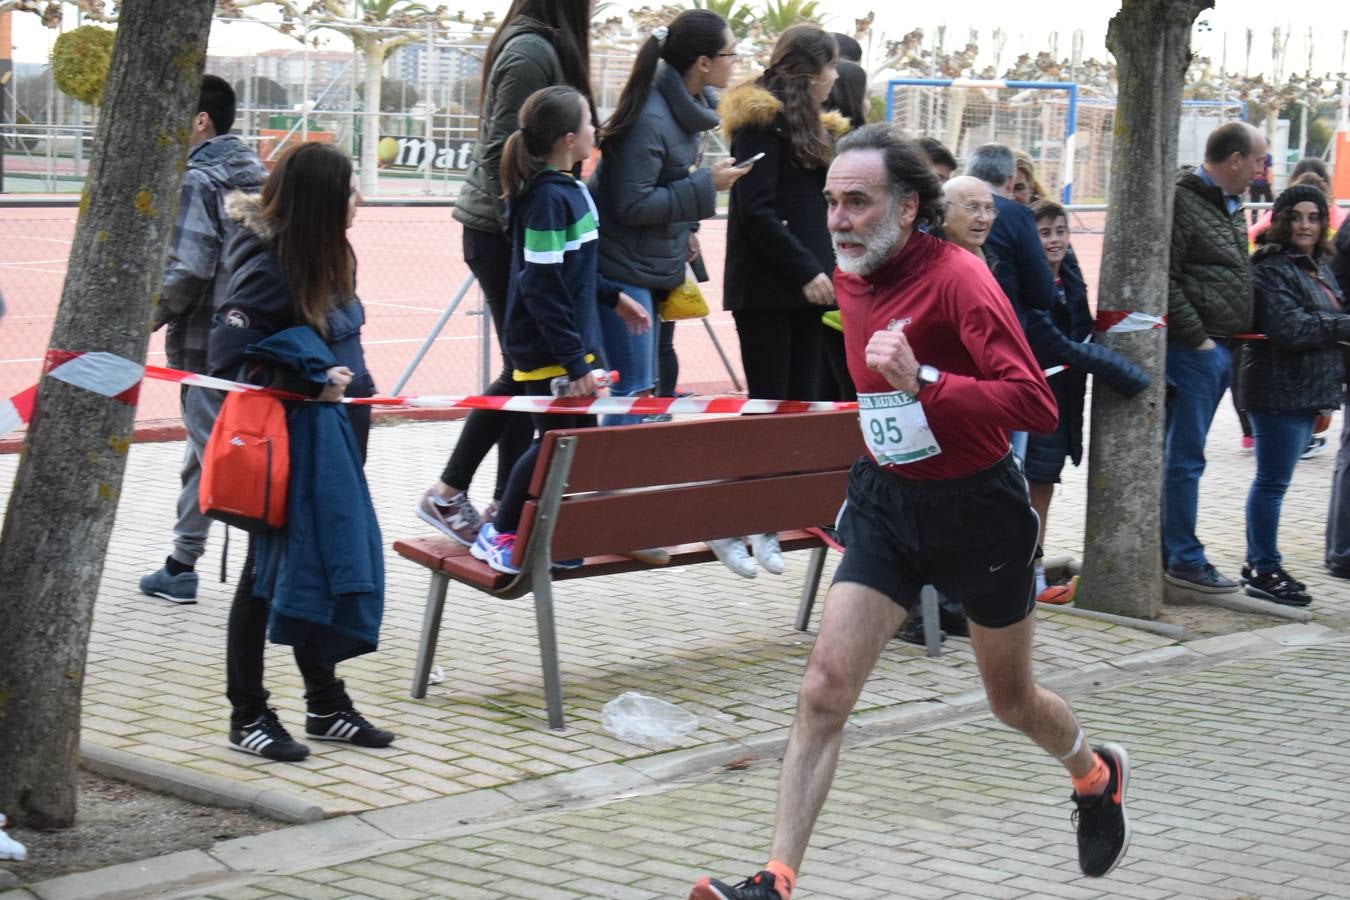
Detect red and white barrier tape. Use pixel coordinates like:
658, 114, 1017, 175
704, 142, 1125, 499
1, 348, 1103, 440
1, 354, 856, 439
1095, 310, 1167, 333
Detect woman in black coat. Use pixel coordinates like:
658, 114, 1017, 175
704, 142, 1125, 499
719, 25, 847, 403
1239, 185, 1350, 606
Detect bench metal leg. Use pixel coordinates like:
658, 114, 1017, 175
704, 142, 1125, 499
920, 585, 942, 658
795, 545, 828, 631
410, 572, 449, 699
532, 572, 566, 730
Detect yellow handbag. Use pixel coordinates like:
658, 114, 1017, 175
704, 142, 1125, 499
658, 263, 709, 321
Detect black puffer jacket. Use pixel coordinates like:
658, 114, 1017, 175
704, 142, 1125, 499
1168, 167, 1254, 346
589, 60, 721, 291
1236, 244, 1350, 413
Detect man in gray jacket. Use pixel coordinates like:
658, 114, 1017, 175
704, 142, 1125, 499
1163, 121, 1265, 593
139, 75, 266, 603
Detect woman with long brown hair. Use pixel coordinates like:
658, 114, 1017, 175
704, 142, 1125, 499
712, 24, 844, 577
210, 141, 391, 762
419, 0, 596, 547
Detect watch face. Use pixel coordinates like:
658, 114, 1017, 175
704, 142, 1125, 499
919, 365, 939, 386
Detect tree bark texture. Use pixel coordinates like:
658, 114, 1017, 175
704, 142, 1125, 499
358, 36, 384, 196
1077, 0, 1212, 618
0, 0, 214, 827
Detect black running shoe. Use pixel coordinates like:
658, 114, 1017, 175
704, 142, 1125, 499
229, 708, 310, 762
1072, 743, 1131, 877
305, 707, 396, 747
1242, 567, 1312, 607
1241, 562, 1306, 591
688, 870, 787, 900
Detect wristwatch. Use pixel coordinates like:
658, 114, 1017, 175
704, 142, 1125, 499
916, 364, 941, 390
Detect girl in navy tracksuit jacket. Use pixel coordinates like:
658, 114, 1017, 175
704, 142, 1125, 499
471, 85, 606, 574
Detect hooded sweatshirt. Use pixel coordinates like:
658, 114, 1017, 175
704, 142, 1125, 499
158, 134, 266, 373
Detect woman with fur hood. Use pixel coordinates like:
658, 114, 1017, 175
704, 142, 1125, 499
707, 25, 846, 579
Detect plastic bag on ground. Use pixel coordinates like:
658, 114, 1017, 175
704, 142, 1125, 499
601, 691, 698, 746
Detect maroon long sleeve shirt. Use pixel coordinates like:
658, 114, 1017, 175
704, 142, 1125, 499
838, 230, 1058, 481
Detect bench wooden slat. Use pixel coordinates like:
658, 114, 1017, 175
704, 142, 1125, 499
526, 410, 864, 496
394, 531, 830, 596
541, 471, 848, 560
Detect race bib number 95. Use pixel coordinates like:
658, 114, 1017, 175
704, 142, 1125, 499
857, 391, 941, 466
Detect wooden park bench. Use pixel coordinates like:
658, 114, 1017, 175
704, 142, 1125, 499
393, 409, 952, 730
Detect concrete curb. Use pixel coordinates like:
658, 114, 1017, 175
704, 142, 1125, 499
1037, 603, 1189, 639
80, 744, 326, 825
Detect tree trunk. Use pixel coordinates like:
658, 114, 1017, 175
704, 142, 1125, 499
1076, 0, 1212, 618
359, 37, 384, 196
0, 0, 214, 828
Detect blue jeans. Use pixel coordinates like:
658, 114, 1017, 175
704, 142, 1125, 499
1245, 410, 1316, 571
597, 281, 659, 427
1162, 342, 1231, 571
1010, 431, 1028, 462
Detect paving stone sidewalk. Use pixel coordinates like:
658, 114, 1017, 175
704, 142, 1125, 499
11, 626, 1346, 899
3, 403, 1350, 898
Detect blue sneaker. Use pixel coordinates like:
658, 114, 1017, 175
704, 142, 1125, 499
139, 565, 198, 604
470, 523, 521, 574
552, 558, 583, 571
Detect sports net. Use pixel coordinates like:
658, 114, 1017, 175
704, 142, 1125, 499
885, 79, 1245, 204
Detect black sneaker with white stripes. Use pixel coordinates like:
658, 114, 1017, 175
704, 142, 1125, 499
305, 707, 395, 748
228, 708, 310, 762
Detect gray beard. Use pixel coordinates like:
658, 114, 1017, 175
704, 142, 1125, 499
833, 214, 904, 277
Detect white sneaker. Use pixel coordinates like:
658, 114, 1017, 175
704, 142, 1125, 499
707, 537, 757, 579
0, 813, 27, 861
751, 532, 786, 575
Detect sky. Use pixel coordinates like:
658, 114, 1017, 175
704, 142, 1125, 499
6, 0, 1350, 78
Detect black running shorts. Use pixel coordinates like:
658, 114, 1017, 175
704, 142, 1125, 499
832, 453, 1039, 629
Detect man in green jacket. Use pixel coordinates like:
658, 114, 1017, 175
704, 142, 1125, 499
1163, 121, 1266, 592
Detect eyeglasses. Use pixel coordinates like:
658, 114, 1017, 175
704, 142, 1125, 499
948, 202, 998, 219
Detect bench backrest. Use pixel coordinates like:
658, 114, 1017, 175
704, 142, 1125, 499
517, 410, 866, 561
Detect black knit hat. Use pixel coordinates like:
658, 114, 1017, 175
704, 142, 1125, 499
1272, 183, 1329, 223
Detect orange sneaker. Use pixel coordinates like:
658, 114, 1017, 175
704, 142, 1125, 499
1037, 576, 1078, 605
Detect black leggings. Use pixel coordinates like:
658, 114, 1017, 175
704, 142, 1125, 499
733, 307, 825, 401
439, 227, 534, 499
658, 320, 679, 396
492, 380, 596, 534
226, 545, 349, 727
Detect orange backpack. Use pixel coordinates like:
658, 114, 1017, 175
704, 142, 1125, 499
199, 391, 289, 532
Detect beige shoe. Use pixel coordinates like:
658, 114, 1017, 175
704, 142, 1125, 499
625, 547, 671, 566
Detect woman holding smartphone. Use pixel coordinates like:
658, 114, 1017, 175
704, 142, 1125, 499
589, 8, 746, 426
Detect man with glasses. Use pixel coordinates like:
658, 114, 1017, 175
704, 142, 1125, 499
941, 175, 999, 258
966, 143, 1056, 315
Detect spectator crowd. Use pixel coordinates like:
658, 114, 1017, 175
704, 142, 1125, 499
128, 0, 1350, 782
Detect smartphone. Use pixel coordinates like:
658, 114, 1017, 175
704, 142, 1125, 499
730, 152, 766, 169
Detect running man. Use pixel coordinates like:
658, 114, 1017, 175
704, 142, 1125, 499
688, 124, 1131, 900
